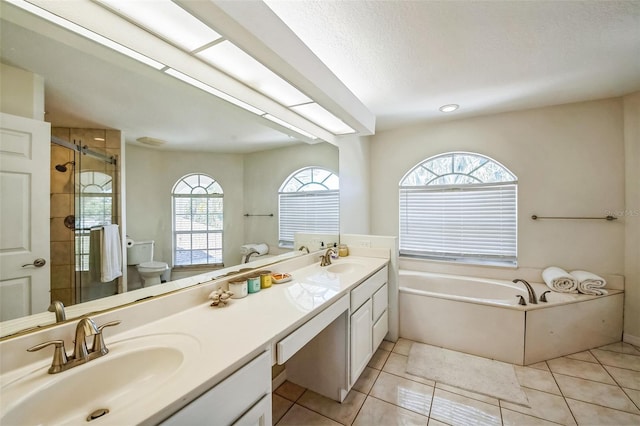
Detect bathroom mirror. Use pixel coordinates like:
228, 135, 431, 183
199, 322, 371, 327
0, 4, 339, 338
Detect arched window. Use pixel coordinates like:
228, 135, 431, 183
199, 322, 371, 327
399, 152, 517, 265
279, 167, 339, 248
172, 174, 223, 266
75, 171, 113, 271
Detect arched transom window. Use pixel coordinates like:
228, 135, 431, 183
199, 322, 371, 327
278, 167, 339, 247
172, 174, 223, 266
399, 152, 517, 265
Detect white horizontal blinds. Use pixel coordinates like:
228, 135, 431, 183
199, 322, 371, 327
399, 184, 517, 262
279, 191, 340, 246
278, 167, 339, 247
399, 152, 517, 265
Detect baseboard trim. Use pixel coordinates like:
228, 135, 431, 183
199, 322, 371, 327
623, 333, 640, 346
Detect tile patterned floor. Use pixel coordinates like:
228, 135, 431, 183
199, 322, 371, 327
272, 339, 640, 425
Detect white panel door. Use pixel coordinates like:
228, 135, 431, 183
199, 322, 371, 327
0, 113, 50, 321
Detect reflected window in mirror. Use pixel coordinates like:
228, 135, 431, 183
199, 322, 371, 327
278, 167, 339, 248
172, 174, 224, 266
75, 171, 113, 271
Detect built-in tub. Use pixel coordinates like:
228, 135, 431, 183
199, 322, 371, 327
399, 270, 624, 365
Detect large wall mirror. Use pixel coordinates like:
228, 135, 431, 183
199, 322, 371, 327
0, 3, 339, 338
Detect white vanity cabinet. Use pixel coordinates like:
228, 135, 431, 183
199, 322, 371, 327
349, 266, 389, 385
161, 350, 271, 426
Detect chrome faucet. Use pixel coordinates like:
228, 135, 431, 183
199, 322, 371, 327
512, 279, 538, 304
27, 317, 121, 374
298, 245, 310, 254
48, 300, 66, 323
243, 248, 259, 263
320, 248, 336, 267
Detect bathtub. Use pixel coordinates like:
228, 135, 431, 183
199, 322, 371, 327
399, 270, 624, 365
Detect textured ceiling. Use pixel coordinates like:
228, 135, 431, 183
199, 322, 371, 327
267, 0, 640, 130
2, 1, 639, 151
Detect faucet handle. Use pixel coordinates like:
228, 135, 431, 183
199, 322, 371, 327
92, 320, 121, 355
515, 295, 527, 306
27, 340, 69, 373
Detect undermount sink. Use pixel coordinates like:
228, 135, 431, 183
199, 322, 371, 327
326, 261, 365, 274
1, 333, 199, 426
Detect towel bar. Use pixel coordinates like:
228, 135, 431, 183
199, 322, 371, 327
531, 215, 617, 221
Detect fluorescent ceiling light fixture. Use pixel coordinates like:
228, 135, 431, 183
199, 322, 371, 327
263, 114, 317, 140
6, 0, 164, 70
95, 0, 222, 52
197, 41, 312, 107
291, 103, 355, 134
439, 104, 459, 113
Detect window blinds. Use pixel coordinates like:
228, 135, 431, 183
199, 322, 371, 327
399, 184, 517, 264
279, 191, 340, 246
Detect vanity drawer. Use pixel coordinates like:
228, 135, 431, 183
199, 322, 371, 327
162, 350, 270, 426
373, 310, 389, 351
372, 283, 388, 322
350, 265, 388, 312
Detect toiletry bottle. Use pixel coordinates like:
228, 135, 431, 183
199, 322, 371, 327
331, 243, 339, 259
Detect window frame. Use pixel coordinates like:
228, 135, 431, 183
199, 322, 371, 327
278, 166, 339, 248
171, 173, 224, 268
75, 171, 114, 272
399, 152, 518, 267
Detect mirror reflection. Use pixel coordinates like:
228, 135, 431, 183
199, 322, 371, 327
0, 3, 339, 337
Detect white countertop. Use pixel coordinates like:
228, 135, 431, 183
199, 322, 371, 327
0, 254, 389, 425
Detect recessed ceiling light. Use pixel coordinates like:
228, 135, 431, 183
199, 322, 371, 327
439, 104, 459, 113
136, 137, 167, 147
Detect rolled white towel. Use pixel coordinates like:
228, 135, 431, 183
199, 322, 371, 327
240, 243, 269, 256
542, 267, 578, 293
240, 244, 258, 255
570, 270, 608, 295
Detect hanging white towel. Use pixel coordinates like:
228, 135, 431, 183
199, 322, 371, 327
542, 266, 578, 293
570, 270, 608, 295
100, 224, 123, 282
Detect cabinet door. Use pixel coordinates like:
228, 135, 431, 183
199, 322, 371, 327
350, 299, 372, 384
234, 394, 272, 426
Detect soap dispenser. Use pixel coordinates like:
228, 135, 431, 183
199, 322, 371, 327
331, 243, 339, 260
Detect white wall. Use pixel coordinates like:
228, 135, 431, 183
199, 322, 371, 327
623, 92, 640, 344
371, 98, 626, 276
243, 142, 338, 252
0, 63, 44, 120
125, 145, 244, 268
339, 135, 371, 234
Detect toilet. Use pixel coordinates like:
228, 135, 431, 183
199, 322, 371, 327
126, 240, 169, 286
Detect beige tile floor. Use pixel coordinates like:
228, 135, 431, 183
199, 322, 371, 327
272, 339, 640, 425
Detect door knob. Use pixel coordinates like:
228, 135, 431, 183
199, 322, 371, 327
22, 258, 46, 268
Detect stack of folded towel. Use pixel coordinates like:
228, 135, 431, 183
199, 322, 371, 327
542, 267, 608, 295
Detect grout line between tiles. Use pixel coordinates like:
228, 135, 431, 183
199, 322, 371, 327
500, 407, 566, 426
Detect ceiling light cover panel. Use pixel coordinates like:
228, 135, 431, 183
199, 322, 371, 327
96, 0, 222, 51
197, 40, 312, 107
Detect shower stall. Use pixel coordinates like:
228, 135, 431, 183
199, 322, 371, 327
50, 128, 122, 306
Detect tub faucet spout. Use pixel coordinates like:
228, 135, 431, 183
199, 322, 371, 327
243, 248, 259, 263
513, 279, 538, 304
